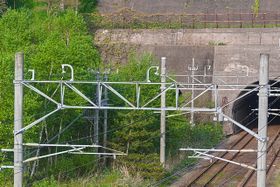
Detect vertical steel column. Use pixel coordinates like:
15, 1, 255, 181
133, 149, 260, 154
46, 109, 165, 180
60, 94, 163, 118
14, 52, 24, 187
102, 73, 108, 165
257, 54, 269, 187
103, 73, 108, 148
191, 58, 195, 126
188, 58, 198, 126
160, 57, 166, 167
94, 73, 100, 145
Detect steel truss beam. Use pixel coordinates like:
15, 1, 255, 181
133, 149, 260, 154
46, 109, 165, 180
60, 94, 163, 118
17, 80, 270, 143
19, 81, 220, 114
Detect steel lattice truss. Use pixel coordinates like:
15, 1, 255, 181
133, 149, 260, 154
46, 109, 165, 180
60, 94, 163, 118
17, 79, 272, 142
3, 75, 278, 172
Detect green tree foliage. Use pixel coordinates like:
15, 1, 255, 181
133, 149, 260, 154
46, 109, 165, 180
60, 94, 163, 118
79, 0, 98, 13
106, 53, 223, 181
0, 8, 100, 185
252, 0, 260, 16
6, 0, 34, 9
107, 53, 190, 180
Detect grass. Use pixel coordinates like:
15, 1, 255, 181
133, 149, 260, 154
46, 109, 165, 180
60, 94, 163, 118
32, 167, 152, 187
86, 13, 280, 30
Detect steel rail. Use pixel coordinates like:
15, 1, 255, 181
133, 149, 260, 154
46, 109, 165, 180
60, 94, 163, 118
202, 135, 256, 186
238, 128, 280, 187
186, 132, 249, 186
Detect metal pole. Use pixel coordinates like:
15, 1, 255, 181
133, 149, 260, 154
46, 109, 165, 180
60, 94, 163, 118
191, 58, 195, 126
160, 57, 166, 167
94, 72, 100, 145
103, 73, 108, 164
257, 54, 269, 187
103, 73, 108, 148
14, 52, 24, 187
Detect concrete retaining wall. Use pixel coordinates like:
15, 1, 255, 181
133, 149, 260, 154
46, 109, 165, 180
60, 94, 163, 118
95, 28, 280, 134
98, 0, 280, 14
213, 45, 280, 134
95, 28, 280, 47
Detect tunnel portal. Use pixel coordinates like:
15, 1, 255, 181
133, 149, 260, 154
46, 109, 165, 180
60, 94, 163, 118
232, 80, 280, 133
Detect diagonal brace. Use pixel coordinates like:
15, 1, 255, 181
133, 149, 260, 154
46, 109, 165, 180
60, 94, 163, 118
102, 83, 135, 108
15, 107, 61, 135
23, 83, 59, 106
219, 112, 265, 142
180, 85, 213, 108
64, 83, 98, 107
220, 86, 259, 109
142, 83, 174, 108
23, 147, 85, 163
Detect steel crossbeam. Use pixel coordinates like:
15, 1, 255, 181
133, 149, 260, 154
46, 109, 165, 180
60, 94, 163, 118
19, 80, 218, 113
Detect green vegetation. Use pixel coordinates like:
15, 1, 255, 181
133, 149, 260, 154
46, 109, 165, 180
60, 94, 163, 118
252, 0, 260, 16
5, 0, 35, 9
208, 41, 226, 46
0, 1, 224, 186
86, 12, 279, 30
79, 0, 98, 13
0, 8, 100, 186
33, 169, 151, 187
107, 53, 189, 181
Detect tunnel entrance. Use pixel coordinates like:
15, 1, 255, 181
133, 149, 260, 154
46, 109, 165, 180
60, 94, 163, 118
232, 80, 280, 133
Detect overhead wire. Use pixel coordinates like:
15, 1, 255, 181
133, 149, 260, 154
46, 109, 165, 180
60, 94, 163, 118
153, 81, 280, 186
9, 74, 280, 185
211, 98, 280, 186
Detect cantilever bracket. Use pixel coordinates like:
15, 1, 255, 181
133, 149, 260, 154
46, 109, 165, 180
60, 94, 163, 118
218, 112, 266, 142
180, 148, 257, 171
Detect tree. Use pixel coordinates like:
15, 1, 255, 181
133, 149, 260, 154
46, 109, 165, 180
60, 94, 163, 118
0, 9, 100, 185
107, 53, 189, 179
6, 0, 34, 9
79, 0, 98, 13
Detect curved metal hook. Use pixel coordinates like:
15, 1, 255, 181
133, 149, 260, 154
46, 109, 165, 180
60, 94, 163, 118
62, 64, 74, 81
28, 69, 35, 80
146, 66, 159, 82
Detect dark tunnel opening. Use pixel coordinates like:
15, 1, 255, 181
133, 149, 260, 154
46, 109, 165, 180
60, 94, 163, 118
232, 80, 280, 133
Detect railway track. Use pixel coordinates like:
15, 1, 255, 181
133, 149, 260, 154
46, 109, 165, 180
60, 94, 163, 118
187, 131, 255, 186
181, 125, 280, 187
237, 127, 280, 187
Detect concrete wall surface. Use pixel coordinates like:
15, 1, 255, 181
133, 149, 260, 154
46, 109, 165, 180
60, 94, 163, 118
153, 46, 214, 81
95, 28, 280, 134
213, 45, 280, 133
98, 0, 280, 14
95, 28, 280, 47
